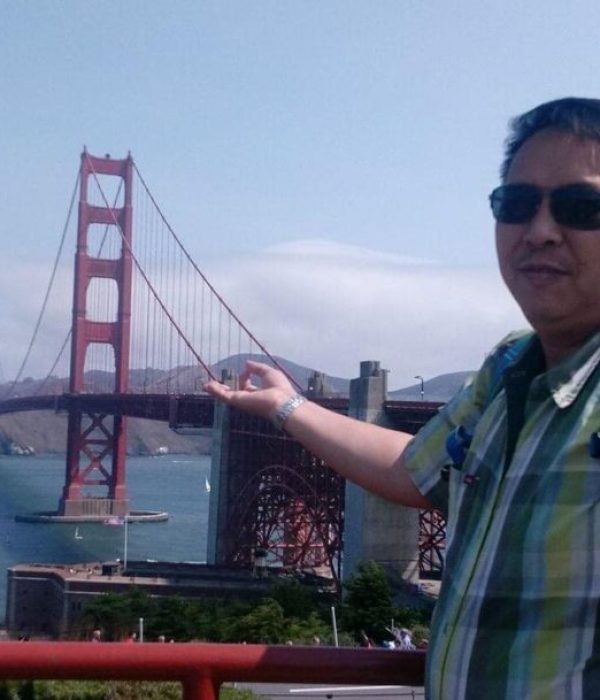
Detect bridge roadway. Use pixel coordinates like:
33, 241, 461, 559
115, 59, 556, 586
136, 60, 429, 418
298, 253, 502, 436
0, 393, 216, 429
0, 393, 440, 432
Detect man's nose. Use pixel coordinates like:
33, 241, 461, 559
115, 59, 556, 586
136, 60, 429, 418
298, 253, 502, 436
521, 198, 564, 246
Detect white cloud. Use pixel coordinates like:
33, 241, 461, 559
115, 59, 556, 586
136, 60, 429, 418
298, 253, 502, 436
0, 241, 527, 391
0, 260, 73, 381
207, 240, 527, 389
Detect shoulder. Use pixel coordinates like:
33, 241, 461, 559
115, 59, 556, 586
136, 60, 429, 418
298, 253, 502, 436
403, 330, 535, 510
486, 329, 535, 363
468, 330, 535, 408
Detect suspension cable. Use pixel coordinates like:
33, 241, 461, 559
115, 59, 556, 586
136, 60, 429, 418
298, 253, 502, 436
85, 154, 218, 381
34, 174, 126, 397
3, 171, 80, 398
132, 161, 303, 391
35, 330, 72, 395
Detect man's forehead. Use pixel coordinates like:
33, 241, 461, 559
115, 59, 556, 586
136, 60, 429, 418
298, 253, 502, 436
507, 128, 600, 182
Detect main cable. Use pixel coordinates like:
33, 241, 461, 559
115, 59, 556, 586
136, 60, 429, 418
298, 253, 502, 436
132, 161, 303, 392
85, 154, 217, 381
3, 171, 80, 398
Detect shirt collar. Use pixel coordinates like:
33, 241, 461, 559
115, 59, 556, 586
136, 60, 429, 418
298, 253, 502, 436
541, 330, 600, 409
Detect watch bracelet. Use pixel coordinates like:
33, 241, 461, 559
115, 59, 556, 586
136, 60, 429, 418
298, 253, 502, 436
271, 393, 307, 431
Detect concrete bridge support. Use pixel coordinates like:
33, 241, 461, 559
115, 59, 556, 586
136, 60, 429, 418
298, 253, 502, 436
207, 361, 421, 589
206, 369, 344, 577
342, 361, 420, 586
206, 370, 237, 566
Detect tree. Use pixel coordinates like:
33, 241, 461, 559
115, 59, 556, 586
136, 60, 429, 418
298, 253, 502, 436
269, 579, 318, 618
285, 611, 330, 645
82, 588, 154, 641
144, 596, 199, 641
78, 578, 334, 646
226, 599, 287, 644
341, 561, 395, 644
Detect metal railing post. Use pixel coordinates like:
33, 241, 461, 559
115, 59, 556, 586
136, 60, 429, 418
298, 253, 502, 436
183, 674, 220, 700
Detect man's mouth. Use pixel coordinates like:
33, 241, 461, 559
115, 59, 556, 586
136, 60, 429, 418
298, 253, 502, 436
516, 262, 570, 282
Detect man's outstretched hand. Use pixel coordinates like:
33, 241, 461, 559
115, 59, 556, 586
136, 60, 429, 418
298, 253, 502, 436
203, 360, 296, 422
206, 359, 426, 508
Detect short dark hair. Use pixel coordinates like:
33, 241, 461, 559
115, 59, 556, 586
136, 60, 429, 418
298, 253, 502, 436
501, 97, 600, 180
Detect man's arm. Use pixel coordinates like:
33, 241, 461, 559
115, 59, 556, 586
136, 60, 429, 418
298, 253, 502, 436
204, 360, 433, 509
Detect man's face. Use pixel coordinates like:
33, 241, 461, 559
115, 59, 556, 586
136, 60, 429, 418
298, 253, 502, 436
496, 128, 600, 354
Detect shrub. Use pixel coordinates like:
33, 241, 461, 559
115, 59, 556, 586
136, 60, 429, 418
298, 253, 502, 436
0, 680, 261, 700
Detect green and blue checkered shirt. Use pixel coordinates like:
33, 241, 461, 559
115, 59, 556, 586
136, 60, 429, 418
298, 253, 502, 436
405, 329, 600, 699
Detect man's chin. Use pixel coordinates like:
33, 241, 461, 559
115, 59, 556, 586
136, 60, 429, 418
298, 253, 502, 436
520, 305, 565, 326
519, 306, 574, 336
522, 308, 600, 345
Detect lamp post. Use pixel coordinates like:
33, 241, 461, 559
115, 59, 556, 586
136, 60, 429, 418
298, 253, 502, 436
414, 375, 424, 401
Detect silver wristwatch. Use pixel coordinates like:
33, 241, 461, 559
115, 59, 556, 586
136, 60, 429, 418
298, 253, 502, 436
271, 393, 307, 431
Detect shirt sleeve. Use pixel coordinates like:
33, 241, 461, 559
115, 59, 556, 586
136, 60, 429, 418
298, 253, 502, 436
403, 331, 531, 514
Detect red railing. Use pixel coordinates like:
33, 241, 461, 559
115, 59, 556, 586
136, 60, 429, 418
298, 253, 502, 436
0, 642, 426, 699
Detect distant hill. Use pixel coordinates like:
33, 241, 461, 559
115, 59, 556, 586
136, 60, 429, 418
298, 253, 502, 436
0, 411, 210, 457
210, 354, 351, 395
213, 355, 475, 401
389, 371, 474, 402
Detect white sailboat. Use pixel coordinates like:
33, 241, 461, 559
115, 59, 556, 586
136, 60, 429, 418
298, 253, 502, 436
74, 527, 83, 540
205, 477, 211, 493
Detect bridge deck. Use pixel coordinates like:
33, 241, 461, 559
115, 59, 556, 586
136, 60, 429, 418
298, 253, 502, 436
0, 394, 441, 434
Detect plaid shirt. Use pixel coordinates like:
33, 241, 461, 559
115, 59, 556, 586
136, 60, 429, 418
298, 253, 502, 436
405, 329, 600, 699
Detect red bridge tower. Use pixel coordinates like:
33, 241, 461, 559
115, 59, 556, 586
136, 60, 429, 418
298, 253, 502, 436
59, 151, 133, 517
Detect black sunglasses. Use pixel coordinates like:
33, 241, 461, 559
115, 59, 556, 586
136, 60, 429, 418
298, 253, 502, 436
489, 183, 600, 231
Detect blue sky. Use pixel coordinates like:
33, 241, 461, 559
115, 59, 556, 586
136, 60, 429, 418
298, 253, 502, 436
2, 2, 600, 387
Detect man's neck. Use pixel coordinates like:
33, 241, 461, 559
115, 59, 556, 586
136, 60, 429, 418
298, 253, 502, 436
538, 328, 599, 368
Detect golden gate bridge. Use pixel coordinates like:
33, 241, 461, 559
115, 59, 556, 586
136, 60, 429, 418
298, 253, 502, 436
0, 150, 445, 585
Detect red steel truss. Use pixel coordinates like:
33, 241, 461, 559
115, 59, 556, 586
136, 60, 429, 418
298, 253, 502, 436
60, 151, 133, 517
218, 400, 446, 585
221, 405, 345, 586
419, 509, 446, 579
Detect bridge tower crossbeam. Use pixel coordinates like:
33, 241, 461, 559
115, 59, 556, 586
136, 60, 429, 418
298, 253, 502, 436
59, 151, 133, 518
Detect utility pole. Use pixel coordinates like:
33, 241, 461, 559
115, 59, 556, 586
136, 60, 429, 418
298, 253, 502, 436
414, 375, 424, 401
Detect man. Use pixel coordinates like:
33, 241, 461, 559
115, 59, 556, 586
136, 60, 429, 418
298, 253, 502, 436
206, 97, 600, 698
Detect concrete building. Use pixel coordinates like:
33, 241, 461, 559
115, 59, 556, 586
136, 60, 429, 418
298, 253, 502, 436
6, 560, 324, 639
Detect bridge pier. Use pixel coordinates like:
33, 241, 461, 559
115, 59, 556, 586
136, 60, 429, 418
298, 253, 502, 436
342, 361, 421, 586
59, 409, 129, 517
207, 360, 421, 589
207, 369, 344, 578
206, 371, 237, 565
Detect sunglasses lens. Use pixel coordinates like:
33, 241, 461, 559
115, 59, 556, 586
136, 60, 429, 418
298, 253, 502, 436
552, 186, 600, 230
489, 185, 540, 224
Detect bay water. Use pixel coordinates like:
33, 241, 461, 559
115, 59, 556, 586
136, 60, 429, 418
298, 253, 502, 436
0, 453, 210, 622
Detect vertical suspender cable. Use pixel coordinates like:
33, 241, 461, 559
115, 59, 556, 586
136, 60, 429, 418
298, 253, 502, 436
132, 162, 303, 392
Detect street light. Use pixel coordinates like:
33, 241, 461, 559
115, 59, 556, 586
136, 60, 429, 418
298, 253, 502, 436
414, 375, 424, 401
